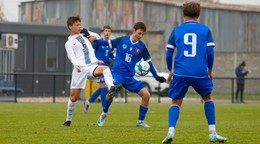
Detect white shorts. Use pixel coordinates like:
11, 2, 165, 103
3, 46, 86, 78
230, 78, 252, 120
70, 64, 99, 89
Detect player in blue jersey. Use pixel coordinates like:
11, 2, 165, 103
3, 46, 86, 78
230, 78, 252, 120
162, 2, 227, 143
83, 26, 115, 113
94, 22, 166, 127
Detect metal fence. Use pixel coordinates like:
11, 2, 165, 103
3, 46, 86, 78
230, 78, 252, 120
0, 73, 259, 103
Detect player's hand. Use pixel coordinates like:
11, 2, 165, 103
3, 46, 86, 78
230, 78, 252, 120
76, 65, 81, 72
97, 60, 104, 65
87, 35, 97, 42
166, 74, 172, 84
156, 76, 166, 83
208, 69, 213, 79
80, 28, 90, 37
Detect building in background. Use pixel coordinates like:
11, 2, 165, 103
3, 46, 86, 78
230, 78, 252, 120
0, 0, 260, 97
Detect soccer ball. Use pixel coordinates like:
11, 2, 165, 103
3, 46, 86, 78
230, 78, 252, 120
135, 60, 150, 76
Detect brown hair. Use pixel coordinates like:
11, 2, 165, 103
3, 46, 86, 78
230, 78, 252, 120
133, 22, 146, 32
66, 16, 81, 30
183, 1, 200, 18
102, 25, 112, 31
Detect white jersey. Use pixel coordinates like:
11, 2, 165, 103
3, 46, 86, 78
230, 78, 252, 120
65, 33, 100, 67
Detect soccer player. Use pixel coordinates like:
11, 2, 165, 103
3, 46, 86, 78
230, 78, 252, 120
162, 2, 228, 143
94, 22, 166, 127
62, 16, 121, 127
83, 25, 115, 113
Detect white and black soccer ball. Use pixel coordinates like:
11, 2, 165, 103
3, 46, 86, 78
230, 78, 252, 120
135, 60, 150, 76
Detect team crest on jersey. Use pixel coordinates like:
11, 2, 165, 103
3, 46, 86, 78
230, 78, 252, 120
135, 48, 140, 53
122, 44, 127, 49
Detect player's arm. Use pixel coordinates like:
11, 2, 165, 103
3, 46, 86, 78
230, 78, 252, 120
166, 29, 176, 83
65, 42, 80, 69
207, 29, 215, 79
143, 47, 166, 83
80, 28, 101, 42
94, 37, 123, 51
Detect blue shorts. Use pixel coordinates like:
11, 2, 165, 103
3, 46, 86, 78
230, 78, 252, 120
168, 75, 213, 100
112, 72, 145, 93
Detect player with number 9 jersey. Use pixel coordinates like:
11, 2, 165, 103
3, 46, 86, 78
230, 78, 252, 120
162, 2, 227, 143
166, 21, 215, 77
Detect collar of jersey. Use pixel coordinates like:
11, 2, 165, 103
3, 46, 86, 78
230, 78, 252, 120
184, 20, 198, 24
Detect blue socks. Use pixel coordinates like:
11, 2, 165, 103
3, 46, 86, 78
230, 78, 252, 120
204, 100, 216, 125
103, 99, 113, 113
138, 105, 148, 121
168, 104, 180, 127
100, 87, 108, 108
88, 88, 101, 102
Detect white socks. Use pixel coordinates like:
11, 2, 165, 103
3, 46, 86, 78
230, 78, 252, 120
209, 125, 216, 134
102, 68, 114, 89
169, 127, 175, 133
66, 99, 75, 121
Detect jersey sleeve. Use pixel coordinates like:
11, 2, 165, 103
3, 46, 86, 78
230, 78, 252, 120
207, 29, 215, 47
92, 41, 99, 50
110, 36, 123, 48
142, 45, 151, 61
89, 31, 101, 40
166, 28, 176, 49
207, 28, 215, 70
65, 41, 78, 67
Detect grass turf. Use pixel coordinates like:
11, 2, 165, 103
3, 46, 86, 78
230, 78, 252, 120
0, 102, 259, 144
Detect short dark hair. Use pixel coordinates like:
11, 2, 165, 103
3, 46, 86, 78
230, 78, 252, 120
133, 22, 146, 32
183, 1, 200, 18
67, 16, 81, 30
102, 25, 112, 31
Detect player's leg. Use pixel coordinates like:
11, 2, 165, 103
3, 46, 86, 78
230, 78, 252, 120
123, 78, 150, 127
63, 68, 87, 126
83, 88, 101, 113
94, 65, 122, 96
136, 88, 150, 127
162, 76, 188, 143
97, 72, 122, 126
100, 86, 108, 108
63, 89, 81, 126
193, 77, 227, 143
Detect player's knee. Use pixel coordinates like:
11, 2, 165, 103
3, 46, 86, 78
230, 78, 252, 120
70, 95, 78, 102
141, 93, 150, 101
101, 66, 109, 71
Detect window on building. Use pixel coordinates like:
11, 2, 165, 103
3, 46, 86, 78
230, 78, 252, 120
46, 38, 58, 71
15, 36, 27, 70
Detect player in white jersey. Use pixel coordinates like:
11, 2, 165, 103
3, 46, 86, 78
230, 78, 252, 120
62, 16, 121, 127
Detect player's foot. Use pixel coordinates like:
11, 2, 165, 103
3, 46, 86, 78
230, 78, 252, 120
83, 101, 89, 113
136, 121, 150, 128
114, 98, 119, 102
209, 133, 228, 143
162, 131, 175, 144
97, 112, 107, 127
62, 121, 71, 127
107, 84, 122, 97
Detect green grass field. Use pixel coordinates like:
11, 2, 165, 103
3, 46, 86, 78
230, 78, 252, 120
0, 102, 259, 144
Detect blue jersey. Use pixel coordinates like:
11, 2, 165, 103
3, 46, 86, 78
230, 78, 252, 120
167, 21, 215, 77
109, 36, 151, 76
93, 40, 114, 66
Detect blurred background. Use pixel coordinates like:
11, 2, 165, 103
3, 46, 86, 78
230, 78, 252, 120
0, 0, 259, 103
